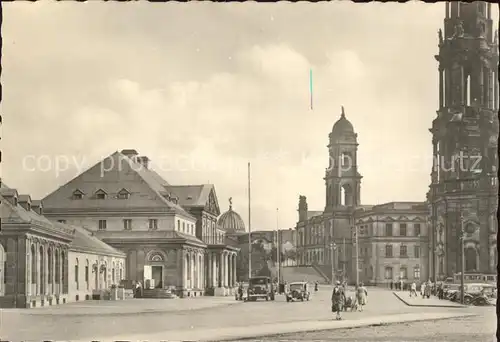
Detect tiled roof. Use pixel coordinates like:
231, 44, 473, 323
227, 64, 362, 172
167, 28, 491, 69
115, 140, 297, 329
61, 223, 125, 257
42, 151, 195, 220
167, 185, 213, 207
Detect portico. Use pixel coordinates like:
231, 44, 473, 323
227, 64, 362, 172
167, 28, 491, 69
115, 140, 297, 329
206, 247, 238, 295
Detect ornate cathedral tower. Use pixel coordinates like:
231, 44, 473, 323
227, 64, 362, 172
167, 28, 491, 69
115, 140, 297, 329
428, 2, 498, 281
324, 106, 362, 212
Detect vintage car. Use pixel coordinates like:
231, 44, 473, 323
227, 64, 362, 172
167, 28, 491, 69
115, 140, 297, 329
286, 282, 310, 302
463, 283, 497, 306
247, 276, 275, 301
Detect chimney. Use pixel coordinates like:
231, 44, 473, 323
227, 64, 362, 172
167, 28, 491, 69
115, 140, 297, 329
121, 149, 139, 159
18, 195, 32, 212
31, 200, 43, 215
0, 188, 19, 206
137, 156, 150, 169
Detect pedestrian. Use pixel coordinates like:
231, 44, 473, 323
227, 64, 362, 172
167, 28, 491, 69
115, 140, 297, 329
390, 280, 393, 290
410, 282, 417, 297
400, 280, 403, 292
421, 282, 426, 298
331, 280, 346, 320
356, 282, 368, 311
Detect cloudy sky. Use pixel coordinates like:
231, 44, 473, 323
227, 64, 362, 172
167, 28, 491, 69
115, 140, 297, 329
2, 2, 497, 230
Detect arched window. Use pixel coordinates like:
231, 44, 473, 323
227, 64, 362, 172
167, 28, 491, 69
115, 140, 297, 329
384, 266, 393, 280
75, 258, 79, 290
85, 259, 89, 289
61, 251, 65, 290
465, 247, 477, 272
31, 245, 37, 284
39, 246, 45, 293
48, 248, 53, 285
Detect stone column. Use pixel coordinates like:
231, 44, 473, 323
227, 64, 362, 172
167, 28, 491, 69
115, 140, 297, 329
225, 252, 229, 287
183, 251, 188, 289
218, 253, 223, 287
227, 253, 231, 287
233, 254, 237, 286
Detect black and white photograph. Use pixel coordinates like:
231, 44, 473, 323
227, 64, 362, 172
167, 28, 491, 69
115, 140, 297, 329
0, 1, 498, 341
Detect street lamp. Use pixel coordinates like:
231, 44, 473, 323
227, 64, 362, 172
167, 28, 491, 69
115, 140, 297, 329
329, 242, 337, 285
459, 211, 465, 304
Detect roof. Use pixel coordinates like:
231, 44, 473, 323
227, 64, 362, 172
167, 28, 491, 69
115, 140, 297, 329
61, 223, 125, 257
41, 151, 195, 220
217, 199, 246, 233
331, 106, 354, 136
307, 211, 323, 220
167, 184, 214, 207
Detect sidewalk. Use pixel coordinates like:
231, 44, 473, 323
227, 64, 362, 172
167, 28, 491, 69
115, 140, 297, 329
12, 297, 242, 316
86, 311, 476, 342
393, 291, 466, 308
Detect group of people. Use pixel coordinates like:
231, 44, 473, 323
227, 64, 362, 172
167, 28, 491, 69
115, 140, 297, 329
409, 280, 432, 298
330, 281, 368, 320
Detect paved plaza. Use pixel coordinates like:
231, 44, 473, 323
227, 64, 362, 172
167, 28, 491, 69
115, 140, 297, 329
0, 286, 487, 341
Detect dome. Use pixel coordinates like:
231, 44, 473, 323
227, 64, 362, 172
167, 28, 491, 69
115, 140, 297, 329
331, 106, 354, 136
217, 197, 246, 233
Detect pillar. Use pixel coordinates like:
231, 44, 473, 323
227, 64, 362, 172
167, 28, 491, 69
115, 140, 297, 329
218, 253, 223, 287
183, 251, 188, 288
225, 252, 229, 287
227, 254, 231, 287
233, 254, 237, 286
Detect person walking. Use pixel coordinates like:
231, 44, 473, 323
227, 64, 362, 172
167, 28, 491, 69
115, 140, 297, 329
356, 282, 368, 312
331, 281, 346, 320
421, 281, 426, 298
410, 282, 417, 297
390, 280, 393, 290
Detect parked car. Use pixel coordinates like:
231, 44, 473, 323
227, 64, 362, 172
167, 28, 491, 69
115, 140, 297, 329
463, 283, 497, 306
286, 282, 310, 302
247, 276, 275, 301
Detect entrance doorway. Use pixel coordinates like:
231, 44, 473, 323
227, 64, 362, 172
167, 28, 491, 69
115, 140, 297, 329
152, 266, 163, 289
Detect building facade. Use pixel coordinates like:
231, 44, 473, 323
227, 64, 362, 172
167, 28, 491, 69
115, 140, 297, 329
295, 108, 430, 285
428, 1, 498, 281
0, 183, 126, 308
41, 149, 238, 298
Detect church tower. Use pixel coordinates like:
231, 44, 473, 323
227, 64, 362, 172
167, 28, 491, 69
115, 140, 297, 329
324, 106, 362, 212
429, 2, 498, 281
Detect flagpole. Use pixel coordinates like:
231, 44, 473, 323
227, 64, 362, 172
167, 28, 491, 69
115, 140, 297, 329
276, 208, 280, 283
248, 162, 252, 280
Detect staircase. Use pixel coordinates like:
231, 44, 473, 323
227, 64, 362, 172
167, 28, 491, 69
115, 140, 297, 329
142, 288, 178, 299
312, 264, 333, 283
280, 266, 330, 284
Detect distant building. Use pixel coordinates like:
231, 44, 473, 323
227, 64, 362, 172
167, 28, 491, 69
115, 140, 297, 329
0, 182, 126, 308
428, 1, 498, 280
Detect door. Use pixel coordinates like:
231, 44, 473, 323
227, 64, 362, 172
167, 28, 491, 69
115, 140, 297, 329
151, 266, 163, 288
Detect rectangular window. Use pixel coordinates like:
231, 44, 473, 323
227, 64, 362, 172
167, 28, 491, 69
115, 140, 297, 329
117, 192, 129, 200
96, 193, 106, 200
177, 220, 180, 231
182, 222, 185, 232
414, 246, 420, 258
73, 193, 83, 200
414, 266, 421, 280
123, 219, 132, 230
385, 245, 393, 258
98, 220, 107, 230
400, 267, 408, 279
149, 219, 158, 230
414, 224, 421, 236
400, 245, 408, 257
399, 223, 407, 236
385, 223, 393, 236
75, 265, 79, 290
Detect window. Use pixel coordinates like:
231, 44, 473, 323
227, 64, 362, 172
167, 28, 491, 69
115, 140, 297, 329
414, 224, 421, 236
85, 261, 89, 289
400, 267, 408, 279
117, 189, 130, 200
414, 246, 420, 258
75, 259, 79, 290
385, 244, 393, 257
413, 266, 420, 280
182, 222, 185, 232
98, 220, 107, 230
400, 245, 408, 257
177, 220, 180, 231
384, 266, 393, 279
57, 219, 66, 223
123, 219, 132, 230
149, 219, 158, 231
73, 193, 83, 200
96, 193, 106, 200
385, 223, 393, 236
399, 223, 407, 236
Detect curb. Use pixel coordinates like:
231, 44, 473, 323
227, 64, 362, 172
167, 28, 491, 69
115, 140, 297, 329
97, 312, 477, 342
392, 292, 467, 308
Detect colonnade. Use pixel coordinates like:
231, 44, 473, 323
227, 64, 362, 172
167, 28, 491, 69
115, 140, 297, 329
206, 250, 237, 288
183, 248, 205, 289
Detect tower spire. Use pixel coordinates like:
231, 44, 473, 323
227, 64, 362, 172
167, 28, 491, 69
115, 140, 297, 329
341, 106, 345, 118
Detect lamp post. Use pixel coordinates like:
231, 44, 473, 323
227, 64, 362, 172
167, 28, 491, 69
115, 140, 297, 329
330, 242, 337, 284
354, 225, 359, 287
460, 211, 465, 305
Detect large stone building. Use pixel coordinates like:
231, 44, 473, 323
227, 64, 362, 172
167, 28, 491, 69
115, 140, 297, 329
41, 149, 239, 297
0, 182, 126, 308
428, 2, 498, 281
295, 109, 430, 285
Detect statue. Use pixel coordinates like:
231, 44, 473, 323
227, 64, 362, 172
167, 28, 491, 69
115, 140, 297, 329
229, 197, 233, 210
452, 21, 464, 39
438, 29, 443, 44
